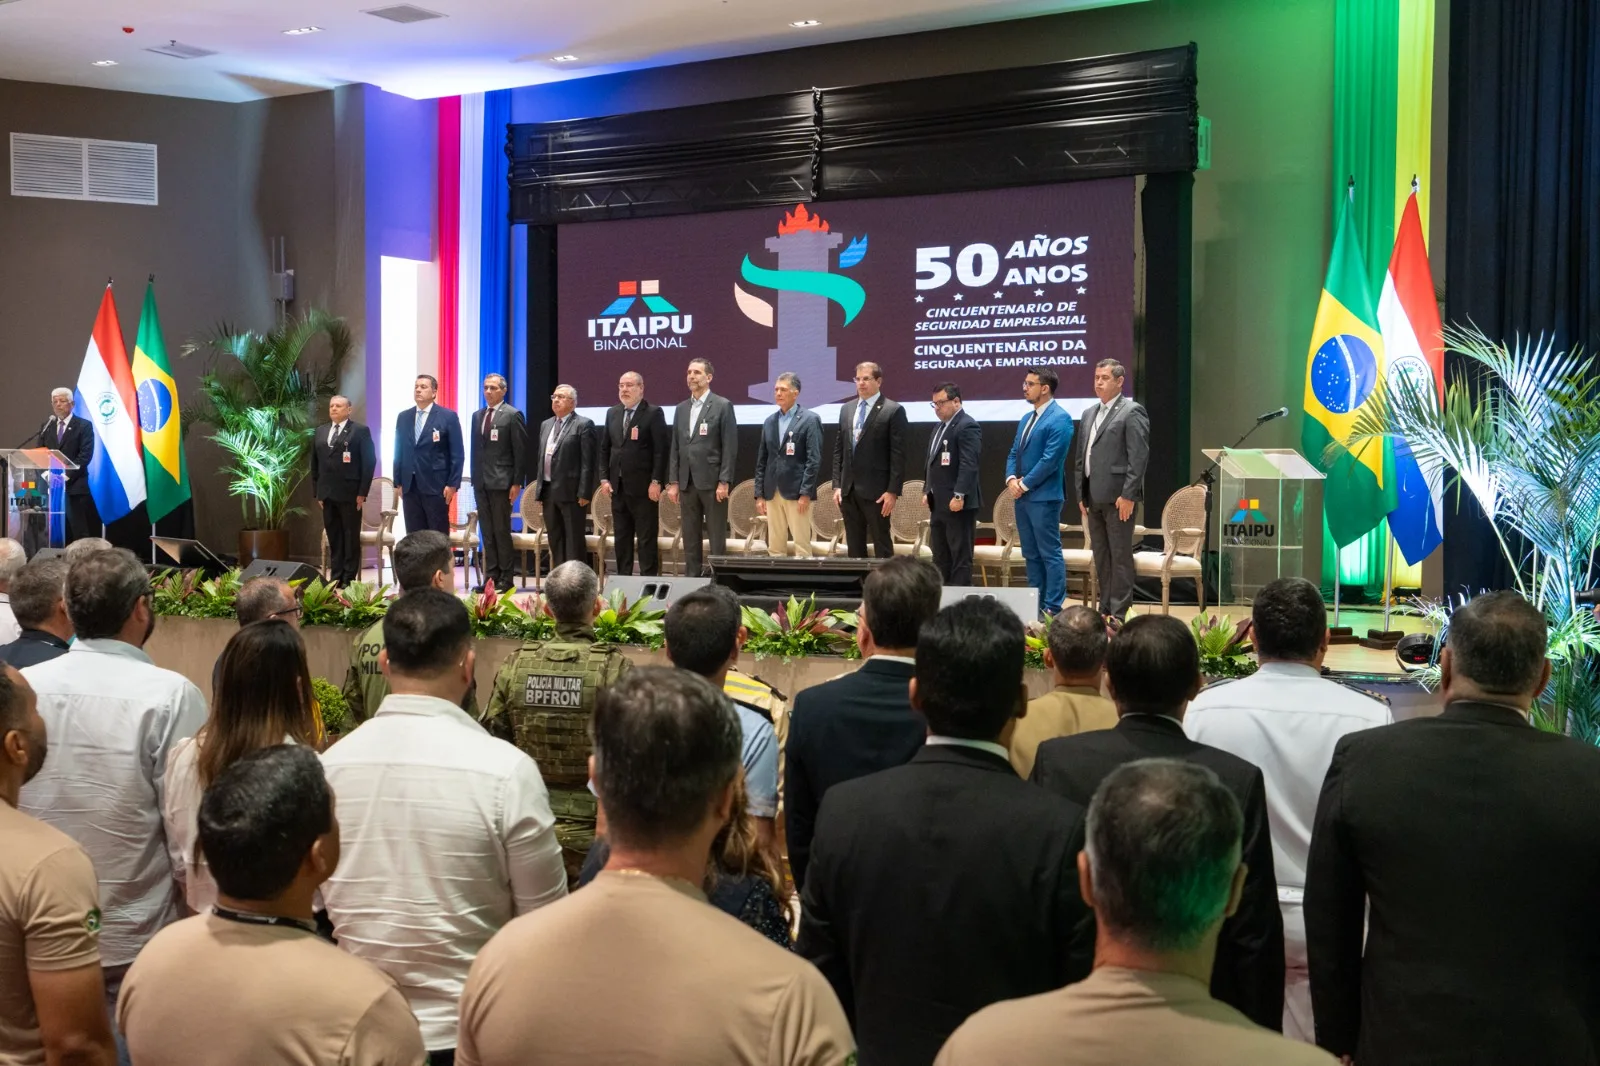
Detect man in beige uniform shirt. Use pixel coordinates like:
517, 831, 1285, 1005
936, 759, 1335, 1066
458, 668, 855, 1066
1007, 605, 1117, 778
0, 665, 116, 1066
118, 745, 425, 1066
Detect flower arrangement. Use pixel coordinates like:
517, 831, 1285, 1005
1191, 612, 1258, 680
740, 595, 859, 662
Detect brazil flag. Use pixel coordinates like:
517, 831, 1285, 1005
1302, 189, 1396, 548
131, 281, 190, 522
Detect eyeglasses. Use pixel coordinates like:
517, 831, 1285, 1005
269, 604, 303, 621
929, 398, 956, 408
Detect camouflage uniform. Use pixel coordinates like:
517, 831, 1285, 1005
341, 618, 478, 725
481, 620, 632, 882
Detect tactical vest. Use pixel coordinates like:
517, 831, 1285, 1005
497, 639, 628, 787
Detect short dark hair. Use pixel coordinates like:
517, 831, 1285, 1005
855, 362, 883, 381
392, 530, 452, 592
1448, 590, 1548, 695
1251, 578, 1325, 661
1096, 358, 1127, 379
10, 557, 66, 629
0, 665, 28, 736
383, 588, 471, 675
591, 668, 742, 849
689, 358, 715, 376
235, 577, 296, 626
1048, 605, 1108, 674
416, 373, 439, 390
932, 382, 961, 402
665, 586, 742, 678
1105, 614, 1199, 714
861, 556, 942, 649
915, 598, 1024, 740
198, 745, 332, 901
1087, 758, 1242, 952
1026, 366, 1059, 394
65, 548, 150, 640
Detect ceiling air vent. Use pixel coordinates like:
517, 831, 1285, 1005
10, 133, 158, 206
146, 40, 218, 59
364, 4, 445, 23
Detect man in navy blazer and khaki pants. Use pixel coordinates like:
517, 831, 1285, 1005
1005, 366, 1074, 616
393, 373, 464, 535
754, 372, 824, 557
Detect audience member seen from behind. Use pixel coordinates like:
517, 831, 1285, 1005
0, 538, 27, 643
0, 557, 72, 669
1029, 614, 1284, 1030
19, 548, 206, 1058
164, 619, 322, 914
663, 585, 780, 846
798, 598, 1092, 1066
784, 555, 939, 890
321, 589, 567, 1064
0, 663, 117, 1066
1184, 576, 1390, 1040
1306, 590, 1600, 1065
62, 537, 113, 564
1007, 605, 1117, 777
342, 530, 474, 722
937, 760, 1336, 1066
119, 745, 426, 1066
457, 668, 854, 1066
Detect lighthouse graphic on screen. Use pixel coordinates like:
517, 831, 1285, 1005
734, 203, 868, 403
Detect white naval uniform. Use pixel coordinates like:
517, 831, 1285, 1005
1184, 660, 1393, 1042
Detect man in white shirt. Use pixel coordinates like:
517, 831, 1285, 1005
0, 538, 26, 644
321, 587, 568, 1063
1184, 576, 1391, 1040
19, 547, 207, 1060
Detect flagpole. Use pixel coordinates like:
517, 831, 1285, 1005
1382, 534, 1394, 632
1333, 557, 1342, 627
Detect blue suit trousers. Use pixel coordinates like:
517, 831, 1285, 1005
1014, 496, 1066, 616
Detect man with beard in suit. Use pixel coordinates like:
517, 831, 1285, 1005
532, 384, 596, 568
833, 362, 907, 559
311, 395, 376, 586
470, 374, 527, 592
598, 371, 670, 576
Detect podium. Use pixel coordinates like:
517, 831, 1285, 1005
1201, 447, 1322, 604
1, 448, 78, 556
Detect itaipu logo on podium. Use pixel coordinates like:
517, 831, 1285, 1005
1224, 498, 1275, 543
586, 280, 694, 351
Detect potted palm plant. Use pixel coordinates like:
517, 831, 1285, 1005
183, 310, 351, 565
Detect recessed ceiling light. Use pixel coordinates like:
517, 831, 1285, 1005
552, 54, 578, 62
91, 60, 119, 66
790, 19, 820, 27
283, 26, 323, 35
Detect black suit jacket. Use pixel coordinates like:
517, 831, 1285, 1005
833, 394, 908, 499
1306, 700, 1600, 1065
531, 414, 597, 504
469, 405, 528, 491
924, 408, 982, 510
1031, 714, 1286, 1030
310, 421, 376, 503
41, 416, 94, 496
0, 630, 69, 669
798, 745, 1091, 1066
783, 658, 928, 890
599, 400, 670, 494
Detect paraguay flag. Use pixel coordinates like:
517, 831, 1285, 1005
76, 285, 146, 522
1376, 182, 1445, 564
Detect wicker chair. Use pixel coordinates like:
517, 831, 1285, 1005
511, 489, 547, 588
1061, 520, 1097, 607
1133, 484, 1208, 613
657, 493, 684, 575
447, 478, 481, 589
585, 492, 614, 578
808, 480, 844, 556
972, 492, 1025, 587
890, 479, 933, 558
726, 478, 767, 555
352, 477, 398, 583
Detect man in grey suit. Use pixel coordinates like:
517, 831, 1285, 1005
470, 373, 527, 591
667, 358, 738, 576
532, 383, 597, 568
1073, 358, 1149, 620
754, 372, 824, 557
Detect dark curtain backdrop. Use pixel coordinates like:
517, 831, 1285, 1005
1444, 0, 1600, 595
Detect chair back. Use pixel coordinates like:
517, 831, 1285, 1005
451, 478, 477, 531
362, 477, 394, 529
992, 491, 1020, 547
1160, 484, 1208, 557
890, 479, 929, 545
519, 487, 546, 534
590, 490, 614, 535
729, 478, 760, 538
658, 493, 682, 536
811, 480, 842, 543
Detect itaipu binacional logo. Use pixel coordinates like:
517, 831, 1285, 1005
586, 280, 693, 351
1224, 498, 1276, 542
733, 203, 868, 402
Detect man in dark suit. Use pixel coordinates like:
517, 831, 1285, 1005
798, 597, 1091, 1066
1074, 358, 1150, 620
311, 394, 376, 586
1306, 591, 1600, 1065
833, 361, 907, 559
393, 374, 464, 536
598, 370, 670, 576
753, 372, 824, 557
666, 358, 737, 576
1031, 614, 1285, 1032
531, 384, 596, 568
924, 381, 982, 586
784, 556, 941, 890
470, 374, 527, 591
45, 388, 96, 542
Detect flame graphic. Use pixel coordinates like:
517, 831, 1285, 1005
777, 203, 830, 235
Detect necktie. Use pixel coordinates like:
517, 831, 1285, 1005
330, 423, 340, 448
1021, 409, 1040, 449
928, 422, 947, 462
622, 407, 633, 435
414, 409, 426, 443
55, 419, 65, 445
545, 417, 565, 481
483, 407, 494, 436
1086, 401, 1114, 476
687, 398, 703, 439
853, 399, 868, 449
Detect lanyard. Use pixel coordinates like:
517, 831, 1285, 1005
212, 904, 320, 937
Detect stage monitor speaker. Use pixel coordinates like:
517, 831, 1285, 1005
710, 555, 882, 607
150, 537, 233, 578
603, 575, 712, 609
940, 584, 1039, 623
240, 558, 324, 585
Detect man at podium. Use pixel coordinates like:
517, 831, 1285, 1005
43, 388, 96, 542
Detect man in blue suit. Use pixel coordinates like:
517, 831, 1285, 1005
753, 372, 824, 557
393, 373, 464, 535
1005, 367, 1073, 617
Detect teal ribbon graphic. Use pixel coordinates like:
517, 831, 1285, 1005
739, 256, 866, 325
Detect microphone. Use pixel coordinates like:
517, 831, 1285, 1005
1256, 406, 1289, 423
